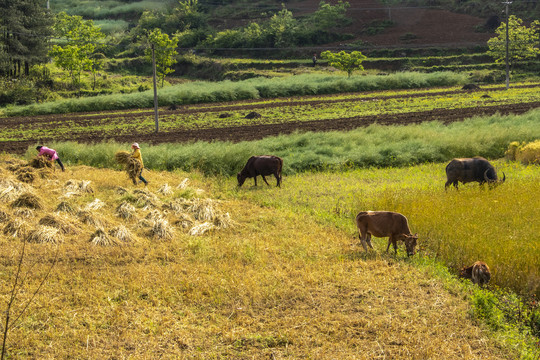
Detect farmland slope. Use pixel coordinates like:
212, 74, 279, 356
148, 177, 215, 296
0, 157, 521, 358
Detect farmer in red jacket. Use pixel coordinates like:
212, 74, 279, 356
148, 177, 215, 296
36, 145, 65, 171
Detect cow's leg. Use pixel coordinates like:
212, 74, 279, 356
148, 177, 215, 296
358, 227, 369, 252
261, 175, 271, 186
385, 236, 392, 253
274, 171, 281, 187
366, 233, 373, 249
253, 176, 257, 186
453, 181, 459, 190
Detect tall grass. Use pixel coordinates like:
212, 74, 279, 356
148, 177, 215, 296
5, 72, 467, 117
224, 160, 540, 297
35, 109, 540, 176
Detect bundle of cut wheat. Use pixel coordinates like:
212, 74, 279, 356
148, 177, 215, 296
116, 202, 136, 220
157, 183, 173, 196
26, 226, 62, 244
115, 151, 143, 184
0, 210, 9, 223
109, 225, 134, 243
189, 222, 215, 236
56, 201, 77, 214
185, 198, 218, 221
30, 156, 54, 169
3, 219, 28, 238
133, 189, 158, 209
63, 180, 94, 197
90, 228, 118, 246
14, 208, 34, 218
177, 178, 189, 189
77, 210, 104, 227
15, 167, 36, 183
11, 193, 43, 210
213, 212, 236, 229
84, 199, 105, 211
0, 180, 29, 202
150, 218, 174, 240
39, 214, 78, 234
173, 213, 195, 229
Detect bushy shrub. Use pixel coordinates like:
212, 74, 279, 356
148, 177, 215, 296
506, 140, 540, 164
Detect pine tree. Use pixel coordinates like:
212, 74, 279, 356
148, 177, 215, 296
0, 0, 53, 76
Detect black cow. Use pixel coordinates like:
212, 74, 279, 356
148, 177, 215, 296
237, 155, 283, 187
445, 157, 505, 189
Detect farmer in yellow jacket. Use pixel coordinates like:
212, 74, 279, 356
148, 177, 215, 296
131, 142, 148, 186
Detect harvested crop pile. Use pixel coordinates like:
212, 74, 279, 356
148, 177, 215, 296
0, 210, 9, 223
39, 214, 78, 234
14, 208, 34, 218
3, 219, 28, 238
506, 140, 540, 165
26, 226, 62, 244
11, 193, 43, 210
0, 179, 30, 202
116, 202, 136, 220
90, 228, 118, 246
84, 199, 105, 211
109, 225, 134, 243
77, 210, 105, 227
30, 156, 54, 169
150, 218, 174, 240
115, 151, 143, 185
56, 201, 77, 214
189, 221, 215, 236
64, 179, 94, 197
157, 183, 173, 196
15, 167, 36, 183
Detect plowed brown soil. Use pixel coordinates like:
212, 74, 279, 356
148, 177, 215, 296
1, 98, 538, 155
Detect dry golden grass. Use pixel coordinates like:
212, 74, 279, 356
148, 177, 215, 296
0, 157, 523, 359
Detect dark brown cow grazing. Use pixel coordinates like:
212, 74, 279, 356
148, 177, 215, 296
460, 261, 491, 286
355, 211, 419, 256
445, 157, 505, 189
237, 155, 283, 187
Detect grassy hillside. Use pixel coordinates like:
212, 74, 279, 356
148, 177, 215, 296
0, 155, 534, 358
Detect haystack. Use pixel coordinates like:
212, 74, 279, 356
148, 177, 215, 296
90, 228, 118, 246
149, 218, 174, 240
30, 156, 54, 169
84, 199, 105, 211
133, 189, 158, 209
77, 210, 104, 227
189, 222, 216, 236
3, 219, 28, 238
15, 167, 36, 183
116, 201, 136, 220
14, 208, 34, 218
26, 226, 62, 244
145, 209, 163, 221
56, 201, 77, 214
115, 151, 143, 184
11, 193, 43, 210
0, 179, 30, 202
177, 178, 189, 189
157, 183, 173, 196
39, 214, 78, 234
0, 210, 9, 223
173, 213, 195, 229
63, 179, 94, 197
109, 225, 134, 244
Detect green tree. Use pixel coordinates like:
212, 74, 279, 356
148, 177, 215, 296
487, 16, 540, 69
321, 50, 367, 77
49, 12, 105, 86
145, 28, 180, 87
309, 0, 351, 30
0, 0, 53, 76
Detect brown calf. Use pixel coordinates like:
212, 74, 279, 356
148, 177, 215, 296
460, 261, 491, 286
355, 211, 418, 256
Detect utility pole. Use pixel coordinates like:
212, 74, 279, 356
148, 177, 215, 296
151, 44, 159, 133
503, 1, 512, 90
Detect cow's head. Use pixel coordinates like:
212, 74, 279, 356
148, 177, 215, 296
402, 233, 418, 257
484, 169, 506, 186
237, 173, 246, 187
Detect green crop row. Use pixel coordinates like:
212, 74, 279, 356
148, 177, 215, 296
3, 72, 468, 117
30, 108, 540, 176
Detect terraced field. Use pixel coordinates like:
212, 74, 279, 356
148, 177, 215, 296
1, 84, 539, 154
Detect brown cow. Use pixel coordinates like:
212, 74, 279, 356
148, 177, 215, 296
237, 155, 283, 187
355, 211, 418, 256
460, 261, 491, 286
